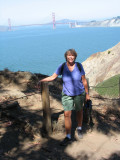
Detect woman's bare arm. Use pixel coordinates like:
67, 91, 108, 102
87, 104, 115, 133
40, 73, 58, 82
81, 75, 90, 100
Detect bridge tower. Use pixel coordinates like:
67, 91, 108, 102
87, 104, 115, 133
52, 12, 56, 29
8, 18, 11, 31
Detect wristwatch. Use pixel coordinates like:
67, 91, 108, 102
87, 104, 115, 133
86, 92, 89, 94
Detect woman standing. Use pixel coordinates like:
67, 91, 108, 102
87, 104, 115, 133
39, 49, 90, 146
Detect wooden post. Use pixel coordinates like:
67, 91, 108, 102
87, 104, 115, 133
41, 82, 52, 135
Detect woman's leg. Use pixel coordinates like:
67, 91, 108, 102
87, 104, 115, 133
74, 93, 85, 129
60, 110, 72, 146
76, 109, 83, 139
64, 110, 72, 135
76, 109, 83, 127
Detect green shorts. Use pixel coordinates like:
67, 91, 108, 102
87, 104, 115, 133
62, 91, 86, 111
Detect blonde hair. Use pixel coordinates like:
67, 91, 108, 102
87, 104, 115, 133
64, 49, 77, 61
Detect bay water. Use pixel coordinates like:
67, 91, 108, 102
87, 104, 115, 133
0, 26, 120, 75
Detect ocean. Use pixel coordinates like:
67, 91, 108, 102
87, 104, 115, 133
0, 25, 120, 75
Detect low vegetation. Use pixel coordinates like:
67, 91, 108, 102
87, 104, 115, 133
108, 50, 111, 54
95, 74, 120, 98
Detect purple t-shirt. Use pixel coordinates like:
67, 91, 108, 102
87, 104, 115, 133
55, 62, 85, 96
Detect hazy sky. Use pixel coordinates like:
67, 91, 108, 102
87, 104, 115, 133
0, 0, 120, 26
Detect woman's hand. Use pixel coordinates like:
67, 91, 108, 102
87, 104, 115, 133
86, 93, 90, 101
36, 81, 41, 91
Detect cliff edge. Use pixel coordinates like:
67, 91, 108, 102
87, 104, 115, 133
82, 42, 120, 86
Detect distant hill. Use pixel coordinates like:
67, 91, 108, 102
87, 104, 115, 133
57, 16, 120, 27
84, 16, 120, 27
55, 19, 79, 23
0, 26, 8, 31
82, 42, 120, 86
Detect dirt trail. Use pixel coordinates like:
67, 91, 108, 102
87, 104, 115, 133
0, 71, 120, 160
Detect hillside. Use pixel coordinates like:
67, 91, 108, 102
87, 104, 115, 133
0, 69, 120, 160
84, 16, 120, 27
82, 42, 120, 86
95, 74, 120, 98
57, 16, 120, 27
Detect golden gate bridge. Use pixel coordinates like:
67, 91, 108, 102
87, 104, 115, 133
8, 13, 76, 31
